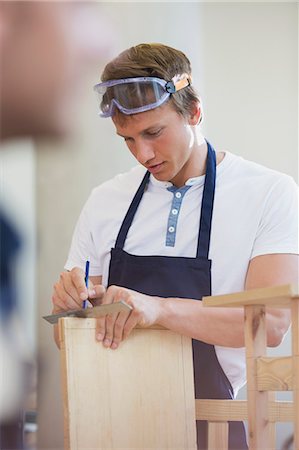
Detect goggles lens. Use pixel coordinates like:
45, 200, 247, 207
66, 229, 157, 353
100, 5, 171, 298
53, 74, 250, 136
94, 75, 190, 117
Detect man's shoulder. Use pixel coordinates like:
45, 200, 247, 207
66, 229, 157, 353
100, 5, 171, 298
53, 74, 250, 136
222, 151, 296, 188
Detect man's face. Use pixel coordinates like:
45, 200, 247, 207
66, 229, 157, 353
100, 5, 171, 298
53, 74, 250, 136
0, 2, 107, 139
113, 103, 198, 187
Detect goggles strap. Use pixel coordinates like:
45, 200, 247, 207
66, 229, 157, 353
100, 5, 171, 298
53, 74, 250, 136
165, 74, 191, 94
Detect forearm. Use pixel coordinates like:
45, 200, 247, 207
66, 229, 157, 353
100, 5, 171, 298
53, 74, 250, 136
157, 254, 297, 347
157, 297, 245, 347
156, 297, 289, 348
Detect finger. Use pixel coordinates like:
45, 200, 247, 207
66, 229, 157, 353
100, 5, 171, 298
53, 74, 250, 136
123, 310, 139, 340
60, 272, 81, 304
103, 312, 118, 348
51, 293, 68, 313
111, 310, 131, 349
88, 284, 106, 306
71, 267, 88, 301
95, 286, 116, 343
53, 282, 80, 310
95, 316, 106, 342
101, 285, 119, 305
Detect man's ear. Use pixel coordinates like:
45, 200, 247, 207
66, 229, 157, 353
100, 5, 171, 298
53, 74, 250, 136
188, 102, 202, 126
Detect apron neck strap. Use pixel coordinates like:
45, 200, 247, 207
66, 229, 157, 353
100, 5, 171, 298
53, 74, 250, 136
115, 141, 217, 259
115, 170, 150, 249
196, 141, 216, 258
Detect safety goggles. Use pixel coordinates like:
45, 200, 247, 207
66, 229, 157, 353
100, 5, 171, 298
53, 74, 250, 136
93, 74, 191, 117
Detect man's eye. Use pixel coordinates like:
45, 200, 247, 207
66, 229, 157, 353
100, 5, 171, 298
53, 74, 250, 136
147, 129, 162, 137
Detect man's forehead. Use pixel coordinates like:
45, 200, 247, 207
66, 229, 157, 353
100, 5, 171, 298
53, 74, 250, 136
112, 103, 175, 133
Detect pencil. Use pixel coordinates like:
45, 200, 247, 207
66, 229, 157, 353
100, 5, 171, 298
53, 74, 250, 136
83, 260, 90, 309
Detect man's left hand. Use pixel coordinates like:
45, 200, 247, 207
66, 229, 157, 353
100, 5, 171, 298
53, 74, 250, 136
92, 285, 162, 349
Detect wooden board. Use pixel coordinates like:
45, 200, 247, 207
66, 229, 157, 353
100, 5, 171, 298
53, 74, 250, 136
244, 305, 275, 450
291, 299, 299, 449
59, 317, 197, 450
195, 399, 293, 422
256, 356, 293, 391
208, 422, 228, 450
202, 284, 298, 309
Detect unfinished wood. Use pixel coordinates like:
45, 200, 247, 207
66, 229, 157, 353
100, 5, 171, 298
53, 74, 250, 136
207, 422, 228, 450
292, 299, 299, 450
244, 305, 274, 450
256, 356, 293, 391
196, 400, 247, 421
195, 399, 293, 422
268, 422, 276, 450
59, 317, 196, 450
202, 284, 298, 309
268, 401, 294, 422
59, 325, 70, 450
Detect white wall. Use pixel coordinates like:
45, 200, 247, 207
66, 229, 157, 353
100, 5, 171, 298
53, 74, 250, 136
36, 3, 297, 449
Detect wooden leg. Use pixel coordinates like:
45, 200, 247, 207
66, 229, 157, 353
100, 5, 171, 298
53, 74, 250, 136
268, 420, 276, 450
207, 422, 229, 450
244, 305, 273, 450
292, 299, 299, 450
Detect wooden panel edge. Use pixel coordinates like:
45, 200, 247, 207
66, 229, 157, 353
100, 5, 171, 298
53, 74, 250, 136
195, 400, 293, 423
195, 400, 247, 421
59, 319, 71, 450
60, 317, 166, 330
181, 335, 197, 449
203, 284, 298, 308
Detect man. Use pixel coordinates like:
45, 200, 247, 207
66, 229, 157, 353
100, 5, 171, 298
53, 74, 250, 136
0, 2, 106, 448
52, 43, 298, 449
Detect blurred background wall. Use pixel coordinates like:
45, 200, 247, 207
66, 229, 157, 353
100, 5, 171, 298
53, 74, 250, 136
2, 2, 296, 449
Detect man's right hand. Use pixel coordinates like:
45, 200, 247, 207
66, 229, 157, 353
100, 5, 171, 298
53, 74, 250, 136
51, 267, 105, 313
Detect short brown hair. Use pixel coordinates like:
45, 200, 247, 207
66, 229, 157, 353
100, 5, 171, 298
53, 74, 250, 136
101, 43, 201, 119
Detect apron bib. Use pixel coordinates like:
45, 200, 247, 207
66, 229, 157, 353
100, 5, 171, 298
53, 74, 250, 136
108, 142, 247, 449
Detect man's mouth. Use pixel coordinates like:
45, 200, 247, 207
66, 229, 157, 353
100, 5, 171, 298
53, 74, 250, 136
147, 162, 165, 174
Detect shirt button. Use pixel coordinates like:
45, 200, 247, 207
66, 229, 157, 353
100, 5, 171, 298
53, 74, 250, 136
168, 226, 175, 233
172, 208, 178, 215
175, 192, 182, 198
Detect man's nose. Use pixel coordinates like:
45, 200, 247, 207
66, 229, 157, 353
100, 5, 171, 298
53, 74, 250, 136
135, 142, 155, 165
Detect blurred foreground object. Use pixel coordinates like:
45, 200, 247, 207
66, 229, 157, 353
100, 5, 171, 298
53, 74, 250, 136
0, 1, 111, 140
0, 1, 111, 448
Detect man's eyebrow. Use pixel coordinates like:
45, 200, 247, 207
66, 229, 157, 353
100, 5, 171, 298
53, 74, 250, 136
116, 125, 163, 139
116, 131, 135, 139
116, 132, 127, 138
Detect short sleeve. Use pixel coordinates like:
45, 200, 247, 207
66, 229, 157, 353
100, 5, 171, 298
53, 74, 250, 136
64, 192, 103, 276
251, 175, 298, 259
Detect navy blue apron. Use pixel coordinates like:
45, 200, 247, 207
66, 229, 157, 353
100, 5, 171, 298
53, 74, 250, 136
108, 142, 247, 449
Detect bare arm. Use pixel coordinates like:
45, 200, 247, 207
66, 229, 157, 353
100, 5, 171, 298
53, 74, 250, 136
156, 254, 297, 347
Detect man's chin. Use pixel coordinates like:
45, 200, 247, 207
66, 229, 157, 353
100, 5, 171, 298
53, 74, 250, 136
151, 172, 173, 183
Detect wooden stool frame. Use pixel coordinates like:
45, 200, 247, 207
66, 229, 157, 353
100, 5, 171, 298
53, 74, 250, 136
59, 284, 298, 450
202, 284, 298, 450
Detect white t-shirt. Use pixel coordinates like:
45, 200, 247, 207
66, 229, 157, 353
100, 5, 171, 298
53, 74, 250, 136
65, 151, 298, 395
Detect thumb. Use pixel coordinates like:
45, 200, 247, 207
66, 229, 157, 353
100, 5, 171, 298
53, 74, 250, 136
88, 284, 106, 306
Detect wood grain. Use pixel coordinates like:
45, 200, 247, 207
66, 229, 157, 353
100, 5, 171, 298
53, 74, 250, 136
256, 356, 292, 391
196, 399, 293, 422
244, 305, 275, 450
207, 421, 229, 450
59, 317, 197, 450
292, 299, 299, 449
203, 284, 298, 308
